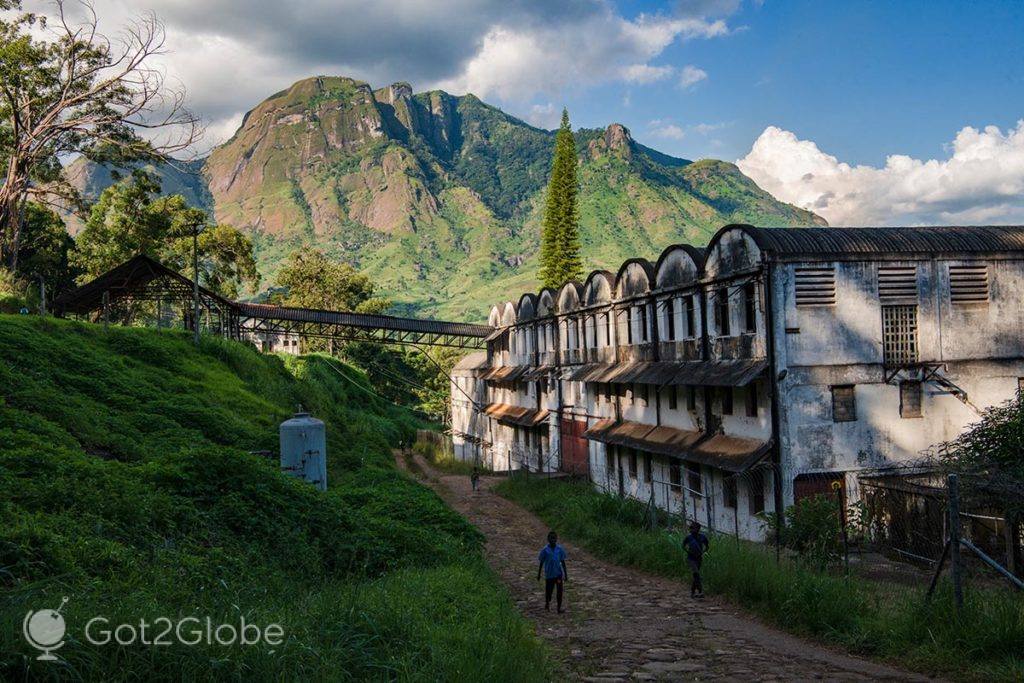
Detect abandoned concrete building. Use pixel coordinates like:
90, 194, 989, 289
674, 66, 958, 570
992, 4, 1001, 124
450, 224, 1024, 540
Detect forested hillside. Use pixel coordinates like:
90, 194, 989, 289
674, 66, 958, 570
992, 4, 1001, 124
68, 76, 825, 319
0, 316, 547, 680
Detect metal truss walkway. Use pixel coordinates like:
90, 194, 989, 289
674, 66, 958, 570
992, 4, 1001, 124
54, 255, 491, 349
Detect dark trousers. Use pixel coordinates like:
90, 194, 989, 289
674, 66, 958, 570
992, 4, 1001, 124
544, 577, 564, 609
687, 557, 703, 595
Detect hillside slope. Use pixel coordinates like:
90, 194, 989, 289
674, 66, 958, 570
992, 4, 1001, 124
0, 316, 547, 680
67, 76, 825, 320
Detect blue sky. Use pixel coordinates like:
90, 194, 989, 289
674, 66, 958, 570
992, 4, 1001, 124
39, 0, 1024, 225
568, 0, 1024, 166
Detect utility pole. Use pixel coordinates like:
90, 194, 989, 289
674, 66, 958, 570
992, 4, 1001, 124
193, 222, 201, 347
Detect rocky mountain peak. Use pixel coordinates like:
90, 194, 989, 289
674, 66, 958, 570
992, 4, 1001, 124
588, 122, 634, 160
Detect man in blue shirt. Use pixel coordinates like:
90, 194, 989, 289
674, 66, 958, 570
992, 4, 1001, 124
537, 531, 568, 612
683, 521, 710, 598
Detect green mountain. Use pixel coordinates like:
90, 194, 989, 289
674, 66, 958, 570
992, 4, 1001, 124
66, 76, 825, 320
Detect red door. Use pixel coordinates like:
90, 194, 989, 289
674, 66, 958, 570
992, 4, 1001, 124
559, 418, 589, 476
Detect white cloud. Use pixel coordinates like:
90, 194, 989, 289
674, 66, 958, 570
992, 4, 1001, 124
737, 123, 1024, 225
620, 63, 674, 84
524, 103, 560, 129
647, 119, 686, 140
678, 65, 708, 89
692, 121, 726, 135
437, 12, 728, 101
27, 0, 737, 149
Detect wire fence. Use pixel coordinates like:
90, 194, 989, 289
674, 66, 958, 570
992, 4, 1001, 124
442, 426, 1023, 597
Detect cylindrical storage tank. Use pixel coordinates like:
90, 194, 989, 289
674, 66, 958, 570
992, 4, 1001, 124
279, 409, 327, 491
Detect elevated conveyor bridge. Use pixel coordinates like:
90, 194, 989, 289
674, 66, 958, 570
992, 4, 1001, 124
54, 255, 491, 349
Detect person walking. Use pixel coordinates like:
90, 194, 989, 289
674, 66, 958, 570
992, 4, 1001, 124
470, 466, 480, 492
683, 521, 710, 598
537, 531, 568, 612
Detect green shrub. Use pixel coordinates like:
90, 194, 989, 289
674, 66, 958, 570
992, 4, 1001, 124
496, 476, 1024, 682
762, 494, 843, 569
0, 316, 548, 680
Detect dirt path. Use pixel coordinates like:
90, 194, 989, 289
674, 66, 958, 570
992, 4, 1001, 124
397, 453, 929, 682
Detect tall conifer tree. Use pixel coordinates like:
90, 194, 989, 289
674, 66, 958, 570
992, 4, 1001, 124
539, 109, 582, 289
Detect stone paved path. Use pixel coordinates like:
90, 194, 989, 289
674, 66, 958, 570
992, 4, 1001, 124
398, 453, 931, 682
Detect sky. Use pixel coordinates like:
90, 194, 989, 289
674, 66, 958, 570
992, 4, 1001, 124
24, 0, 1024, 226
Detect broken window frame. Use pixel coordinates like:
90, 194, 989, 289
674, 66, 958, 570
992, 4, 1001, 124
831, 385, 857, 422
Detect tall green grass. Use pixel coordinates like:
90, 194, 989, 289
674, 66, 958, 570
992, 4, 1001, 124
496, 476, 1024, 682
0, 316, 549, 681
413, 437, 475, 476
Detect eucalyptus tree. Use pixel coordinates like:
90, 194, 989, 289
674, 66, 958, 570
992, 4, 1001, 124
0, 0, 201, 270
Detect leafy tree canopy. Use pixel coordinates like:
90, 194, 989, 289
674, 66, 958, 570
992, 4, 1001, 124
0, 0, 199, 269
72, 170, 258, 298
273, 248, 389, 314
937, 394, 1024, 515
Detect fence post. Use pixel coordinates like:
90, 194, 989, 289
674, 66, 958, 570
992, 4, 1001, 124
948, 473, 964, 613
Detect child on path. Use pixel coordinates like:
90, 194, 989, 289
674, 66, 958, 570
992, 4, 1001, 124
537, 531, 568, 612
683, 521, 710, 598
470, 467, 480, 492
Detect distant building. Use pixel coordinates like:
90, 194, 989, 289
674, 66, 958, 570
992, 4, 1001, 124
450, 224, 1024, 540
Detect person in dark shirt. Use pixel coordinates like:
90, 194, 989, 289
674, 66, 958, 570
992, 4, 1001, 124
537, 531, 568, 612
683, 521, 710, 598
470, 467, 480, 492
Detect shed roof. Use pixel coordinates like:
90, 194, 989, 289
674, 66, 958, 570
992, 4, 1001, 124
720, 224, 1024, 259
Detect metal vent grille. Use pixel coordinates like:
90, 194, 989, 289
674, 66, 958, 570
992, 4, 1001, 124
881, 305, 918, 366
949, 264, 989, 305
878, 265, 918, 304
794, 266, 836, 306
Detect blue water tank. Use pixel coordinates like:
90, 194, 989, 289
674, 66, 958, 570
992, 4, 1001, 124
279, 409, 327, 491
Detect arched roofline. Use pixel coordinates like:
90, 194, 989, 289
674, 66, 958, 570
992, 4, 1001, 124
654, 243, 706, 274
535, 288, 557, 318
614, 258, 656, 297
653, 243, 706, 291
582, 269, 615, 305
555, 281, 584, 314
487, 304, 502, 327
516, 292, 538, 321
499, 300, 518, 326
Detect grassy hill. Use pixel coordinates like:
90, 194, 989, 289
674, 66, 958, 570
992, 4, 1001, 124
67, 76, 825, 321
0, 316, 548, 680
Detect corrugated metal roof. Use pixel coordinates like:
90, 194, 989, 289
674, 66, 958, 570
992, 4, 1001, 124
54, 254, 232, 314
690, 434, 771, 473
453, 351, 489, 371
664, 359, 767, 387
499, 407, 550, 428
580, 419, 759, 471
730, 224, 1024, 258
236, 302, 492, 338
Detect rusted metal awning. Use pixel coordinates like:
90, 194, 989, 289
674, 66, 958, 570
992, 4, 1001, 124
582, 418, 617, 439
521, 366, 553, 381
484, 403, 549, 428
689, 434, 771, 473
500, 407, 550, 428
566, 363, 611, 382
639, 424, 704, 457
664, 359, 767, 387
484, 327, 506, 342
627, 361, 683, 385
483, 365, 529, 382
582, 418, 768, 473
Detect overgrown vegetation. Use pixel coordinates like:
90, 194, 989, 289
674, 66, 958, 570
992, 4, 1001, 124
413, 436, 475, 476
495, 476, 1024, 682
0, 316, 548, 680
762, 494, 844, 570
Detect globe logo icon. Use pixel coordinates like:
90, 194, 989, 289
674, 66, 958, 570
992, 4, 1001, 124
23, 597, 69, 661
